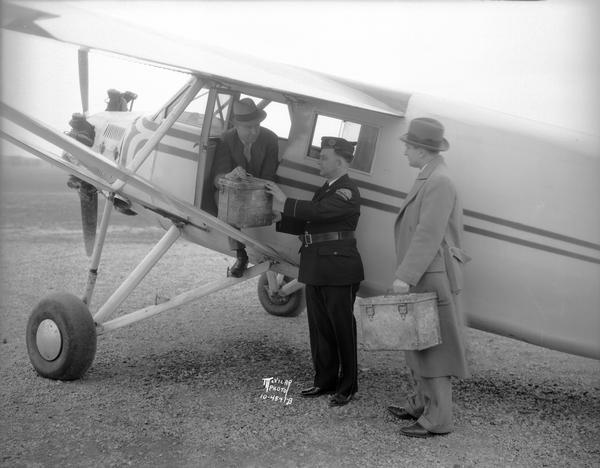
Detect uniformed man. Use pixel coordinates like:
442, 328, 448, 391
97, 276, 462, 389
213, 97, 279, 277
265, 137, 364, 407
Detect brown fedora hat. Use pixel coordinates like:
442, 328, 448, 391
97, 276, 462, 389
233, 98, 267, 123
400, 117, 449, 151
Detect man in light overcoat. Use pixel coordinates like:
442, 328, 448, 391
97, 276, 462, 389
389, 117, 470, 438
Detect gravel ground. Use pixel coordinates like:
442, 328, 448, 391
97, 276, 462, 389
1, 165, 599, 467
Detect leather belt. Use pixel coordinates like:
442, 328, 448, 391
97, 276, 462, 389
299, 231, 355, 246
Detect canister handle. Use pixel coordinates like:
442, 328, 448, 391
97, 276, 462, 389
384, 289, 407, 297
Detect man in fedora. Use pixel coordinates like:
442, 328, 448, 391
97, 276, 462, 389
265, 137, 364, 407
389, 117, 470, 437
213, 97, 280, 277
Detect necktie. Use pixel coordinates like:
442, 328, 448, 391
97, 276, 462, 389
314, 182, 329, 200
243, 143, 252, 163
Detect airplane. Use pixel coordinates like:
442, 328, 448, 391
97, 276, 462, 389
1, 1, 598, 381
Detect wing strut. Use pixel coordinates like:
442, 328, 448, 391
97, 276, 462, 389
93, 224, 182, 323
97, 261, 271, 334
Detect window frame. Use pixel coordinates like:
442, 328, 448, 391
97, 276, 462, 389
305, 110, 380, 176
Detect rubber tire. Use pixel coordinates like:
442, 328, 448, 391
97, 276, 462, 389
26, 292, 97, 380
257, 272, 305, 317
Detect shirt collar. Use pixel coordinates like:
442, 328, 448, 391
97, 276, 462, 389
327, 174, 344, 186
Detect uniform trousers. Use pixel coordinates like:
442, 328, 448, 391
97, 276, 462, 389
404, 370, 453, 433
305, 283, 360, 397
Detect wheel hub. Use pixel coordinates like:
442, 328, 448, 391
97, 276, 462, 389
266, 289, 290, 305
36, 319, 62, 361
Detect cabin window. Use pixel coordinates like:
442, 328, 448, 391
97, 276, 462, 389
308, 114, 378, 173
172, 90, 233, 136
260, 101, 291, 139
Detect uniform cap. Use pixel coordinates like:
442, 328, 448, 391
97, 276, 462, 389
320, 136, 356, 162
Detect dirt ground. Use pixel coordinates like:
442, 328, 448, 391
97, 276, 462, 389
1, 162, 599, 467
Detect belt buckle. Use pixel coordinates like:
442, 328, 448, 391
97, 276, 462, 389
304, 232, 312, 246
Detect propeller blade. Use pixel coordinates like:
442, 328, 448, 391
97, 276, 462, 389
78, 181, 97, 256
78, 48, 89, 114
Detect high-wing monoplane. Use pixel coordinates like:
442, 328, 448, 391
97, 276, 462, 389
2, 1, 598, 380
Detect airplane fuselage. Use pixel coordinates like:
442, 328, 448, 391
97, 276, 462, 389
86, 90, 600, 360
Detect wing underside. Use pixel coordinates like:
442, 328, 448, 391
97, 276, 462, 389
1, 1, 409, 117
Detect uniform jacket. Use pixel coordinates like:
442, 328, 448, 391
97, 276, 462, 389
394, 156, 469, 378
277, 174, 364, 286
213, 127, 279, 182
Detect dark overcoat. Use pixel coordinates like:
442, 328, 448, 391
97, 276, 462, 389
212, 127, 279, 181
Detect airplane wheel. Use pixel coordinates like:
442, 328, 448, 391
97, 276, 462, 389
257, 272, 305, 317
26, 292, 97, 380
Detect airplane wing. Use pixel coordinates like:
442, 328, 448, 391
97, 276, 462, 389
1, 1, 409, 117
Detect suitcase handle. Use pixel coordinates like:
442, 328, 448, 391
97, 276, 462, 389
384, 289, 408, 297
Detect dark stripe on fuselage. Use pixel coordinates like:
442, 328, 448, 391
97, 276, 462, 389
277, 176, 398, 214
141, 117, 200, 143
130, 138, 198, 162
464, 226, 600, 265
280, 159, 407, 199
276, 175, 600, 266
279, 159, 600, 253
463, 210, 599, 251
156, 143, 197, 161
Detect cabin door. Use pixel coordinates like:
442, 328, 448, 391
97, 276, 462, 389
193, 88, 238, 215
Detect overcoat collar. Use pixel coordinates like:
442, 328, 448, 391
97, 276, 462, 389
397, 156, 444, 216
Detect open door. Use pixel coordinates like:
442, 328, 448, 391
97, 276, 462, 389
194, 88, 238, 215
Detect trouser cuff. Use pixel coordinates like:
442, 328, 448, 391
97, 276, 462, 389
417, 414, 452, 434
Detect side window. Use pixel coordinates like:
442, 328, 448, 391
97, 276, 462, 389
174, 90, 232, 136
308, 114, 378, 173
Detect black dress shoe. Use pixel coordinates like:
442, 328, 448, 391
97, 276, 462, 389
400, 422, 443, 438
387, 405, 416, 420
329, 393, 353, 407
300, 386, 334, 398
228, 256, 248, 278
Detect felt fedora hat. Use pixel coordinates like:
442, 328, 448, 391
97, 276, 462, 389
400, 117, 449, 151
233, 98, 267, 123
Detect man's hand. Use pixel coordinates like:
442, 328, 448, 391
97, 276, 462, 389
264, 181, 287, 212
392, 279, 410, 294
224, 166, 248, 180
